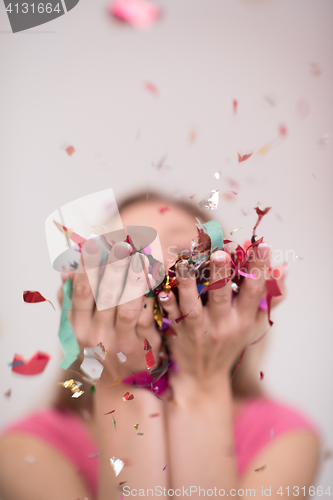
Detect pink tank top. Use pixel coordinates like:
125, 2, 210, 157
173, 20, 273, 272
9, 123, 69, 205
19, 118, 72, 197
1, 396, 319, 498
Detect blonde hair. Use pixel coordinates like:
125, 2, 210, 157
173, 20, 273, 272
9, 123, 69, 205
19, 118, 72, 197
53, 190, 267, 412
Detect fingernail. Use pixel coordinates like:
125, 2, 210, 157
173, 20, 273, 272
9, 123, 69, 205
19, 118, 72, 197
85, 239, 99, 255
257, 243, 269, 260
177, 260, 189, 279
114, 242, 132, 260
213, 252, 227, 265
159, 294, 169, 301
132, 252, 144, 273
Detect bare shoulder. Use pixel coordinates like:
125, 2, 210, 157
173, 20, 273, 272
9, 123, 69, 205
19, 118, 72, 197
0, 432, 91, 500
241, 428, 322, 496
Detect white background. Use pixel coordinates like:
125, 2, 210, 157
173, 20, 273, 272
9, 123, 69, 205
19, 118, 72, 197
0, 0, 332, 493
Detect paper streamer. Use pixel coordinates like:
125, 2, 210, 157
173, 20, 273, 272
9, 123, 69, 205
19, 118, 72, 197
58, 277, 80, 369
202, 220, 224, 254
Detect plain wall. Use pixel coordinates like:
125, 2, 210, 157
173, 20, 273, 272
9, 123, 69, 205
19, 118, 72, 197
0, 0, 332, 494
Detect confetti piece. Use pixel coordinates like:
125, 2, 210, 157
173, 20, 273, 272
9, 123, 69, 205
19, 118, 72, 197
230, 227, 241, 235
88, 451, 101, 458
66, 146, 75, 156
23, 291, 55, 311
110, 457, 124, 476
24, 455, 36, 464
144, 81, 158, 94
238, 270, 256, 279
109, 0, 160, 28
106, 377, 121, 388
257, 143, 271, 156
260, 371, 264, 380
104, 410, 116, 415
232, 99, 238, 114
254, 464, 266, 472
163, 465, 167, 471
11, 351, 50, 376
198, 187, 219, 210
58, 278, 81, 369
4, 389, 12, 398
80, 343, 106, 380
123, 392, 134, 401
189, 129, 197, 144
225, 190, 238, 196
159, 205, 169, 214
57, 379, 84, 398
238, 152, 253, 163
145, 347, 156, 370
137, 432, 144, 436
149, 413, 160, 418
214, 171, 221, 180
231, 282, 239, 293
279, 124, 287, 137
134, 423, 139, 430
112, 414, 117, 432
295, 255, 303, 260
270, 428, 274, 439
117, 352, 127, 363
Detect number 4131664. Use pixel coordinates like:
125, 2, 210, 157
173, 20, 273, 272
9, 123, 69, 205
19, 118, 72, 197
5, 3, 61, 14
277, 486, 331, 496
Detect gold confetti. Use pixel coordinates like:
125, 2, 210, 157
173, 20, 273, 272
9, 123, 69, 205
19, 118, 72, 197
153, 301, 163, 328
230, 227, 241, 235
254, 464, 267, 472
57, 379, 84, 398
257, 143, 271, 155
134, 423, 139, 430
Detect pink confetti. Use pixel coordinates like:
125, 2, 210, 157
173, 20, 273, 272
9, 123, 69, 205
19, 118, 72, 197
109, 0, 160, 28
279, 124, 287, 137
159, 205, 169, 214
238, 269, 256, 279
144, 81, 158, 95
66, 146, 75, 156
232, 99, 238, 114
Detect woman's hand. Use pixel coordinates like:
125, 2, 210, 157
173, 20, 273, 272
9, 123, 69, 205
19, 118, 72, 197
158, 243, 287, 388
57, 238, 162, 381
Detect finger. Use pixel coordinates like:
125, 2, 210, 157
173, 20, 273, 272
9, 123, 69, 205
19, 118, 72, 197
176, 260, 202, 322
115, 253, 151, 338
236, 242, 271, 318
207, 251, 233, 321
94, 241, 132, 319
270, 263, 288, 308
157, 290, 181, 324
70, 239, 102, 341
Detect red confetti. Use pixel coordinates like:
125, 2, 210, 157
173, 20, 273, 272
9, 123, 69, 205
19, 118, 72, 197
260, 371, 265, 380
238, 152, 253, 163
123, 392, 134, 401
11, 351, 50, 376
149, 413, 160, 418
266, 277, 282, 326
66, 146, 75, 156
23, 291, 55, 311
104, 410, 116, 415
159, 205, 169, 214
144, 81, 158, 95
232, 99, 238, 114
231, 347, 246, 381
252, 207, 271, 241
144, 338, 152, 351
145, 349, 156, 370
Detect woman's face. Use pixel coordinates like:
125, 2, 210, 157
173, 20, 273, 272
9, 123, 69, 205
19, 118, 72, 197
120, 200, 199, 269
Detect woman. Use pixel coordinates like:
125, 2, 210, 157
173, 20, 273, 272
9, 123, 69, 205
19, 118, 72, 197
0, 191, 321, 500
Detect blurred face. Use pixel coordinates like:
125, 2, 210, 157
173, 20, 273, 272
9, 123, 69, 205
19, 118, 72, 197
120, 200, 198, 269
